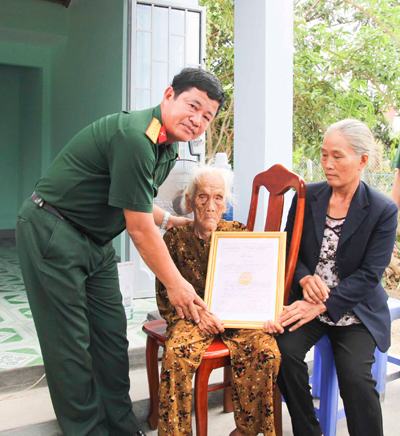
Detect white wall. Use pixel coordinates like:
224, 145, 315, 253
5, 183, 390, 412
233, 0, 294, 230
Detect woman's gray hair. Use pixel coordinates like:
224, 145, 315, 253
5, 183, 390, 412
325, 119, 375, 156
183, 163, 234, 208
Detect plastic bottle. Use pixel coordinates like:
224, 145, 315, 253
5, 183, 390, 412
212, 153, 234, 221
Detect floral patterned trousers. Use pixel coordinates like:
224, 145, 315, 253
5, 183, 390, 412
158, 320, 281, 436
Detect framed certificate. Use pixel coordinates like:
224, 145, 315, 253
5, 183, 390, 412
203, 232, 286, 329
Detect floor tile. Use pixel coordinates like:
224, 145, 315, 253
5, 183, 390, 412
0, 238, 157, 371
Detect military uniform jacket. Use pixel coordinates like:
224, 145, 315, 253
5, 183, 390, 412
35, 105, 178, 245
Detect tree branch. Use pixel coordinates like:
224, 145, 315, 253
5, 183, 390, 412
206, 125, 214, 157
315, 117, 326, 133
213, 95, 234, 155
219, 71, 234, 81
342, 0, 400, 49
304, 80, 327, 92
304, 0, 324, 20
305, 39, 347, 60
364, 73, 396, 108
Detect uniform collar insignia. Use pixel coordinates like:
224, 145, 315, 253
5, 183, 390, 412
158, 126, 167, 143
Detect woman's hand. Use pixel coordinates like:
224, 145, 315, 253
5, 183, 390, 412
167, 215, 193, 230
197, 307, 225, 335
300, 274, 330, 303
278, 300, 327, 332
263, 320, 284, 336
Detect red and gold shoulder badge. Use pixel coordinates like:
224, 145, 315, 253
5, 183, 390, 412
146, 118, 168, 144
145, 118, 161, 144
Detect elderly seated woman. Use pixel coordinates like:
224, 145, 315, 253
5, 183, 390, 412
156, 165, 281, 436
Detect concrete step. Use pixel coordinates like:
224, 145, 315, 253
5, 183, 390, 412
0, 421, 62, 436
2, 354, 400, 436
2, 371, 400, 435
0, 393, 241, 436
0, 347, 148, 435
0, 365, 154, 435
0, 346, 147, 396
0, 366, 236, 436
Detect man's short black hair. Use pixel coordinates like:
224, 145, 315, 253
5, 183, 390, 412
171, 67, 226, 116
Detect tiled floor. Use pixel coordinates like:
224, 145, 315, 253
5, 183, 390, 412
0, 238, 156, 371
0, 238, 42, 371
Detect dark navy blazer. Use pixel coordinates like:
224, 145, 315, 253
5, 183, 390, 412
285, 181, 398, 352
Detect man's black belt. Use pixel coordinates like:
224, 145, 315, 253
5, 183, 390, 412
30, 192, 69, 222
29, 192, 105, 246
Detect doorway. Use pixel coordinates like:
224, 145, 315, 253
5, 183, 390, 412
0, 63, 43, 236
0, 64, 44, 371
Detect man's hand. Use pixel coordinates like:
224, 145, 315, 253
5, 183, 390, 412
124, 209, 207, 323
167, 215, 193, 230
263, 320, 284, 336
197, 307, 224, 335
300, 274, 330, 303
278, 300, 326, 332
166, 277, 209, 323
152, 204, 192, 230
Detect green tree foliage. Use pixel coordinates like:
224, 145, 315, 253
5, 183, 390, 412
295, 0, 400, 157
199, 0, 234, 162
201, 0, 400, 160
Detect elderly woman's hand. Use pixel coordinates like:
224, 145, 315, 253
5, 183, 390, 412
300, 274, 330, 303
197, 307, 224, 335
263, 320, 284, 336
278, 300, 327, 332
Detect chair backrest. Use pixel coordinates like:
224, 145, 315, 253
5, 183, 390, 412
246, 164, 306, 305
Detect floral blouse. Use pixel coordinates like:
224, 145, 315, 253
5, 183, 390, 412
156, 220, 247, 326
316, 215, 362, 326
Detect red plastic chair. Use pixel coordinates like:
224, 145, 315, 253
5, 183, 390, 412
142, 164, 306, 436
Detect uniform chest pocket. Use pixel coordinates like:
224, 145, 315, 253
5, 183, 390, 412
153, 159, 177, 193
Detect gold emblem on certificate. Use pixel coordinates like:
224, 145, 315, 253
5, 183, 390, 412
239, 272, 253, 285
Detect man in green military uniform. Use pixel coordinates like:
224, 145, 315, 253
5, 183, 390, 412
16, 68, 225, 436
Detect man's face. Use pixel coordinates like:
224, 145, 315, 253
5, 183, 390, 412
161, 87, 219, 144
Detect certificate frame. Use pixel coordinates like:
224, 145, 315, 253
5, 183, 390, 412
203, 231, 286, 329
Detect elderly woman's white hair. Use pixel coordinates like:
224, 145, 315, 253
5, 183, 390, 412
325, 118, 375, 156
182, 164, 234, 212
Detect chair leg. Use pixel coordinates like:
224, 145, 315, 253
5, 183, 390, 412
194, 361, 214, 436
145, 336, 160, 430
372, 347, 388, 401
312, 345, 322, 398
316, 336, 339, 436
273, 385, 283, 436
223, 366, 233, 413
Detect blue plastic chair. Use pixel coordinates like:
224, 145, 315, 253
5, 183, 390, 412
310, 297, 400, 436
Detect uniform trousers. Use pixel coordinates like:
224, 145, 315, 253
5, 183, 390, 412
158, 319, 281, 436
276, 318, 383, 436
16, 199, 140, 436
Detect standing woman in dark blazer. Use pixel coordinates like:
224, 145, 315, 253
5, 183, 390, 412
264, 119, 398, 436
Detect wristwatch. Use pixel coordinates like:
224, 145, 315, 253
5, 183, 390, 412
160, 211, 171, 231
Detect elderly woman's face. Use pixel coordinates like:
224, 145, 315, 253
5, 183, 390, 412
321, 131, 368, 190
186, 173, 227, 235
